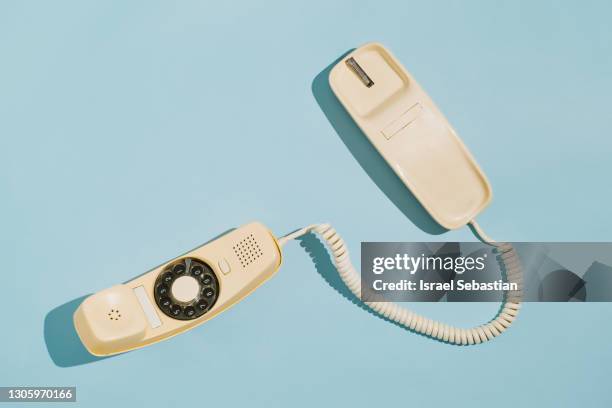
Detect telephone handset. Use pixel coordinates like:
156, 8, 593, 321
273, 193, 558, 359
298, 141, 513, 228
74, 43, 522, 356
74, 222, 282, 356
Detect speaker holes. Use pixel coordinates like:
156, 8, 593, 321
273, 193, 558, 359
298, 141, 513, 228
108, 309, 122, 321
232, 233, 264, 268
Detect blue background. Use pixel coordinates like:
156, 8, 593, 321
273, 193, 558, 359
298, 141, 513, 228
1, 1, 611, 406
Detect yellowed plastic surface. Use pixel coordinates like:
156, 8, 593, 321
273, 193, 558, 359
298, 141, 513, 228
74, 222, 282, 356
329, 43, 492, 229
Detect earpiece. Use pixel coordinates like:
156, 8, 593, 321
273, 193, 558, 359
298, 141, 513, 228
74, 285, 148, 356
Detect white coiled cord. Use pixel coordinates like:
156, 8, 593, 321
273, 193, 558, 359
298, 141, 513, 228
278, 221, 523, 345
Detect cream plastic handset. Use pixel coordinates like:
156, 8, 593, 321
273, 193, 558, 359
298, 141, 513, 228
74, 222, 282, 356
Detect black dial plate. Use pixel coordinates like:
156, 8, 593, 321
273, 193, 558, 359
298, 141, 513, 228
154, 258, 220, 320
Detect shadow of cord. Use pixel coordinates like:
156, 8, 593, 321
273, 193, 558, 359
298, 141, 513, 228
299, 233, 459, 344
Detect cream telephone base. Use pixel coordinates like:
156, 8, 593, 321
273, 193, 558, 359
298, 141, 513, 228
329, 43, 491, 230
74, 43, 522, 355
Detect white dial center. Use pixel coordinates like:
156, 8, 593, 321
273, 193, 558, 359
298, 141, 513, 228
171, 275, 200, 303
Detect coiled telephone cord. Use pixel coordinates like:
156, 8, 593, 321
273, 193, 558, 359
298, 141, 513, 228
278, 221, 522, 345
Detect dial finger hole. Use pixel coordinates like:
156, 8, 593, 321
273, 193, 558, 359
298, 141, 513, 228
184, 306, 196, 317
156, 284, 169, 296
197, 299, 209, 310
170, 304, 182, 316
162, 272, 174, 284
172, 263, 186, 275
191, 264, 203, 277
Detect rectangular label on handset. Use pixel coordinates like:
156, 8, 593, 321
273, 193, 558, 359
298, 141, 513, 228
133, 286, 162, 328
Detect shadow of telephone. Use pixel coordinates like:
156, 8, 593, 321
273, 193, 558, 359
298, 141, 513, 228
46, 43, 522, 364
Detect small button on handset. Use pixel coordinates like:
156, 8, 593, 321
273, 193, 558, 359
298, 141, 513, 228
154, 257, 219, 321
218, 258, 231, 275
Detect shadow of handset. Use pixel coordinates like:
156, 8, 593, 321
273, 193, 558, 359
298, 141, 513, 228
44, 295, 108, 367
311, 51, 446, 235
